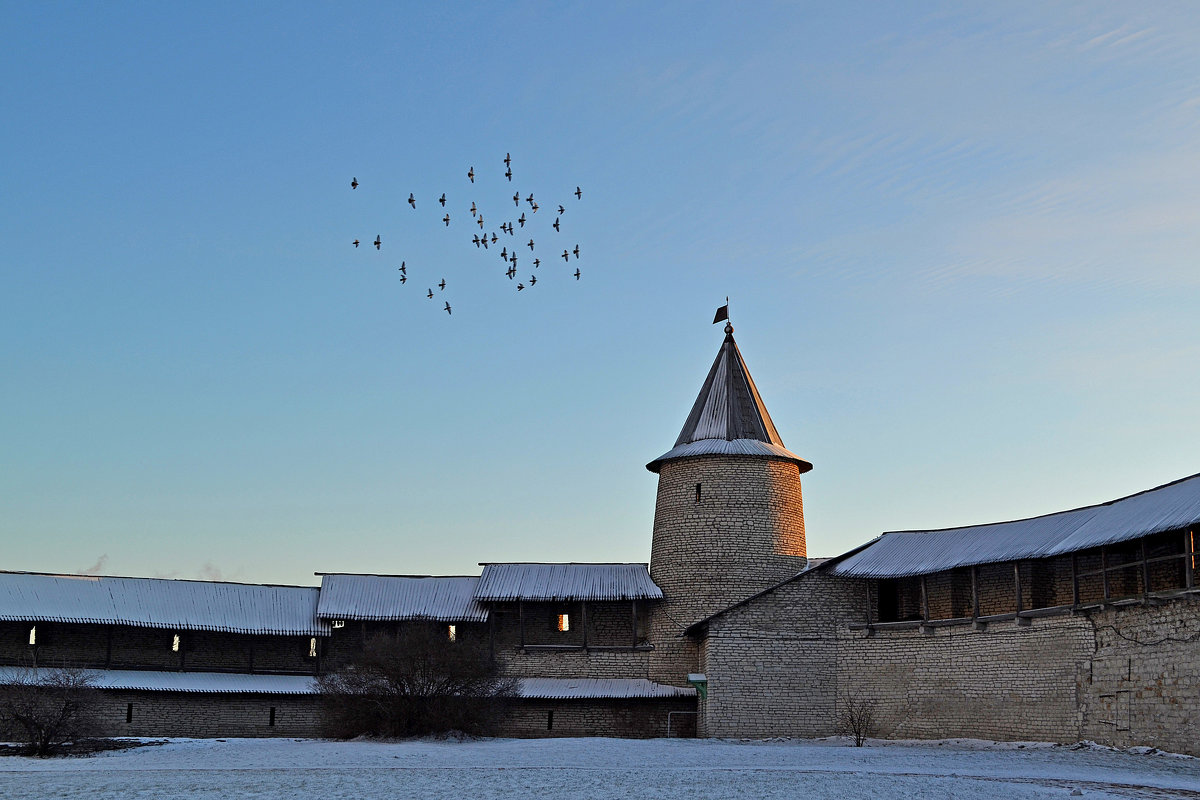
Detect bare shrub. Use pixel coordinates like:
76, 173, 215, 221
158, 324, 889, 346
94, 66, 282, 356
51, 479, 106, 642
318, 625, 516, 738
838, 690, 878, 747
0, 668, 101, 756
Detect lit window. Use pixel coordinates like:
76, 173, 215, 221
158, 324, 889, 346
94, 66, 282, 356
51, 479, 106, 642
557, 614, 570, 632
28, 626, 36, 646
308, 637, 318, 658
448, 624, 457, 642
172, 633, 181, 652
331, 620, 345, 629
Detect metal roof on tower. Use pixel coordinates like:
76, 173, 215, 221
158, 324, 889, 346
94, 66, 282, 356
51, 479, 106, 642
647, 323, 812, 473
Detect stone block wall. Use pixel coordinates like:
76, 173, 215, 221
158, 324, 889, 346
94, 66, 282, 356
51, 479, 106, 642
91, 691, 322, 738
698, 569, 1200, 755
500, 698, 696, 738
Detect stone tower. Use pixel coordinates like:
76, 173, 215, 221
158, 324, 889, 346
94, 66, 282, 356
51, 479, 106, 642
647, 322, 811, 682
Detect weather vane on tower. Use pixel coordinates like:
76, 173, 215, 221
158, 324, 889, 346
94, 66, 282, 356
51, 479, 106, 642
713, 297, 732, 334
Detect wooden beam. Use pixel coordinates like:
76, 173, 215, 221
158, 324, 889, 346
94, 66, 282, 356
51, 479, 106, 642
864, 581, 873, 626
920, 576, 930, 622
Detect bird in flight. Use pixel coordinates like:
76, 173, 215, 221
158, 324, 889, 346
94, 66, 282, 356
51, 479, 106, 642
557, 204, 565, 215
408, 193, 416, 209
529, 275, 537, 286
351, 177, 358, 189
552, 218, 560, 232
399, 261, 406, 273
472, 234, 480, 247
562, 250, 570, 262
353, 239, 360, 248
439, 193, 446, 207
442, 214, 450, 226
470, 201, 477, 217
374, 235, 382, 250
574, 268, 581, 280
504, 152, 511, 167
506, 265, 516, 279
533, 258, 540, 268
490, 232, 498, 244
481, 236, 489, 249
400, 274, 407, 284
517, 282, 525, 291
530, 202, 538, 212
468, 166, 475, 183
525, 193, 535, 205
478, 216, 485, 229
501, 246, 508, 261
439, 279, 446, 291
573, 244, 580, 258
518, 213, 526, 227
505, 168, 513, 181
510, 253, 518, 267
444, 301, 451, 315
512, 192, 520, 207
427, 288, 434, 299
575, 186, 582, 199
527, 238, 535, 250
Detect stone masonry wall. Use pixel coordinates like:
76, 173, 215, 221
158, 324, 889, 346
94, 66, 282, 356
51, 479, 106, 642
699, 570, 1200, 755
500, 698, 696, 738
91, 692, 322, 738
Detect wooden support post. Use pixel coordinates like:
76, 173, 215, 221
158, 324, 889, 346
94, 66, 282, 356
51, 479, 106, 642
1140, 538, 1151, 598
920, 576, 930, 622
581, 602, 589, 650
1101, 546, 1110, 603
1013, 562, 1023, 614
1186, 530, 1195, 590
631, 600, 638, 648
1071, 554, 1079, 609
519, 601, 525, 649
864, 581, 873, 626
970, 566, 979, 619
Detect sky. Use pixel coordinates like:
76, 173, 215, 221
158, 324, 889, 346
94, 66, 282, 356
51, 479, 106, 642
3, 2, 1200, 586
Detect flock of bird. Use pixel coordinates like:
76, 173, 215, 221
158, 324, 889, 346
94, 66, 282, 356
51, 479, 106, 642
347, 153, 585, 316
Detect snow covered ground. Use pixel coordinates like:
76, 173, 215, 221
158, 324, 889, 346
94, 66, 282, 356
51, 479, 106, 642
2, 736, 1198, 799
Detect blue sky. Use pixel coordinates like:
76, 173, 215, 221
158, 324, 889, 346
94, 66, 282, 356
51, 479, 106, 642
3, 2, 1199, 585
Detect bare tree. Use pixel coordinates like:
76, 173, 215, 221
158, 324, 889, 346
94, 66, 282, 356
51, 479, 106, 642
0, 668, 101, 756
318, 625, 517, 738
837, 690, 878, 747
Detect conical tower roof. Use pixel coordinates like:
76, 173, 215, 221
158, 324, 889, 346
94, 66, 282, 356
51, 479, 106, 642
646, 324, 812, 473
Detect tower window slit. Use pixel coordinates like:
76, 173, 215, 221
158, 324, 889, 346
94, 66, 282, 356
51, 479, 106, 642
695, 483, 702, 502
269, 706, 276, 726
126, 703, 134, 723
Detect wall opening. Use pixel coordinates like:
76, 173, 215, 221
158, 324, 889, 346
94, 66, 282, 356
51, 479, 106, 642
172, 633, 181, 652
269, 706, 276, 727
448, 624, 457, 642
308, 637, 318, 658
695, 483, 702, 502
556, 614, 570, 632
126, 703, 133, 723
547, 710, 554, 730
27, 625, 36, 646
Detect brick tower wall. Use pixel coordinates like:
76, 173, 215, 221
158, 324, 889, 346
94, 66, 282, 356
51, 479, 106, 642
648, 454, 808, 683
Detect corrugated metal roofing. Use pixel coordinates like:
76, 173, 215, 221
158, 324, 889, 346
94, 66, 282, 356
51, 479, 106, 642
647, 328, 811, 473
515, 677, 695, 699
475, 563, 663, 602
828, 472, 1200, 579
0, 572, 327, 636
317, 575, 488, 622
0, 667, 318, 695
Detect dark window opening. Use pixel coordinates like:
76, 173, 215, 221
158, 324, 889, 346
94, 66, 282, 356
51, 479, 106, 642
269, 707, 276, 727
547, 710, 554, 730
695, 483, 702, 502
126, 703, 133, 723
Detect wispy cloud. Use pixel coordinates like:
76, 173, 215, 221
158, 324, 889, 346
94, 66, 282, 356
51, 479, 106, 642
78, 554, 108, 575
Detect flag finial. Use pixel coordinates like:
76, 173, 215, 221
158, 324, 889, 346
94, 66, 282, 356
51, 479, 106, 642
713, 298, 731, 334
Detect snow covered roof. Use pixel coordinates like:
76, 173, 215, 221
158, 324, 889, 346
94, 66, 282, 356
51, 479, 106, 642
475, 563, 663, 602
0, 572, 328, 636
316, 575, 488, 622
0, 666, 318, 694
828, 472, 1200, 579
647, 326, 811, 473
515, 677, 695, 699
